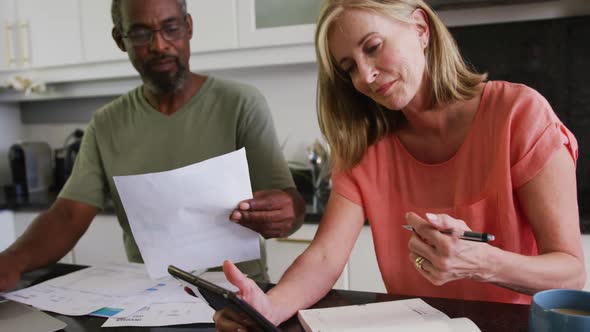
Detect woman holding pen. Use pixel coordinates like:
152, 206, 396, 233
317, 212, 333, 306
214, 0, 586, 329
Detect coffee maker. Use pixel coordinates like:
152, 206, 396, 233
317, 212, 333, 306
8, 142, 53, 196
54, 129, 84, 191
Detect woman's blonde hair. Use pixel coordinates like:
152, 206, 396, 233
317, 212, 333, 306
315, 0, 487, 170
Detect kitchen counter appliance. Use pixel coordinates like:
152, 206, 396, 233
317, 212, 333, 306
8, 141, 53, 196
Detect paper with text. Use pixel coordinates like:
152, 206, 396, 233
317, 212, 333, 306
105, 271, 235, 319
297, 298, 480, 332
102, 301, 214, 327
101, 276, 216, 327
2, 264, 157, 316
113, 148, 261, 279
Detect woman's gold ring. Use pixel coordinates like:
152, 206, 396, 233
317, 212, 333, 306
415, 256, 426, 270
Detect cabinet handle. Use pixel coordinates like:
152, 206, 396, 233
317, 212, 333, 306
276, 238, 313, 244
4, 23, 16, 65
18, 20, 31, 65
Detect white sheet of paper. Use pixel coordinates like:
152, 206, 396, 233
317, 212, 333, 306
107, 278, 207, 318
102, 302, 214, 327
2, 263, 157, 316
102, 272, 235, 326
113, 148, 261, 279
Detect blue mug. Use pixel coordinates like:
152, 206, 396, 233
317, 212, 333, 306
529, 289, 590, 331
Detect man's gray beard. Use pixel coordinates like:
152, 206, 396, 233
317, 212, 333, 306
143, 62, 190, 94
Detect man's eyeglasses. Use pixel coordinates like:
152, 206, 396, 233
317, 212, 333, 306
122, 20, 188, 46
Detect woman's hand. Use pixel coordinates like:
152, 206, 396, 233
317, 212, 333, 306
213, 260, 276, 332
406, 212, 493, 285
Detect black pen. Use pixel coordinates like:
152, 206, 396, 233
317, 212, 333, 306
402, 225, 495, 242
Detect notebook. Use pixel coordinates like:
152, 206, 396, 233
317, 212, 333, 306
0, 300, 67, 332
297, 298, 480, 332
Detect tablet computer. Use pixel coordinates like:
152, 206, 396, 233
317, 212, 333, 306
167, 265, 281, 332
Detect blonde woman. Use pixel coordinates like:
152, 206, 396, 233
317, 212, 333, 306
214, 0, 586, 330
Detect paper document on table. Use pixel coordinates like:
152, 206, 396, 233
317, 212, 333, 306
297, 298, 480, 332
98, 272, 235, 320
103, 302, 214, 327
113, 148, 260, 279
101, 275, 217, 327
1, 263, 157, 316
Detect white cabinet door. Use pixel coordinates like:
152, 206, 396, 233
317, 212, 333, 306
13, 212, 74, 264
348, 226, 386, 293
0, 210, 15, 251
73, 215, 128, 266
187, 0, 238, 53
79, 0, 127, 63
237, 0, 320, 48
0, 1, 18, 70
16, 0, 83, 68
266, 224, 349, 290
79, 0, 237, 64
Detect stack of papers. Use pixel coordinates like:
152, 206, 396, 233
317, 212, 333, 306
1, 263, 236, 327
297, 299, 481, 332
2, 149, 262, 327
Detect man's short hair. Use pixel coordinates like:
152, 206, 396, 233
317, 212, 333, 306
111, 0, 188, 32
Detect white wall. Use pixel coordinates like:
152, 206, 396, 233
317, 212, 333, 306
212, 63, 321, 162
0, 103, 23, 184
23, 123, 90, 149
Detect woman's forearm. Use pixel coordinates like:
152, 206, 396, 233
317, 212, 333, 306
481, 247, 586, 295
266, 244, 347, 324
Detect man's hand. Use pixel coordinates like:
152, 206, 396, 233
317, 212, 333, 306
230, 188, 305, 238
0, 252, 24, 291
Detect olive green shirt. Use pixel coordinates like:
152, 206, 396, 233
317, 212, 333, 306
59, 76, 294, 281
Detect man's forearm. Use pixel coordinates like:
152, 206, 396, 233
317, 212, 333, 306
4, 202, 95, 272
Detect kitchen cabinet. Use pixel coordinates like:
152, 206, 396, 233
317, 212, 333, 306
187, 0, 238, 53
0, 0, 318, 91
267, 223, 385, 292
80, 0, 237, 64
0, 1, 18, 70
10, 0, 83, 68
73, 215, 128, 266
12, 212, 127, 266
13, 212, 74, 264
237, 0, 321, 48
266, 224, 385, 292
79, 0, 127, 63
266, 224, 349, 290
0, 210, 15, 251
348, 226, 386, 293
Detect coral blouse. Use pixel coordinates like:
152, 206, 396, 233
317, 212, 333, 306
332, 81, 578, 304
